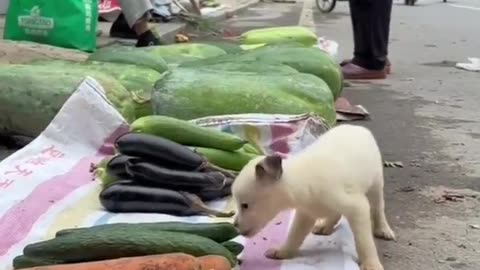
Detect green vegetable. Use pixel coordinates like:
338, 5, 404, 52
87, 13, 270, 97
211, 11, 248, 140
13, 255, 64, 269
240, 26, 318, 47
221, 241, 244, 256
152, 68, 336, 125
180, 60, 300, 74
240, 143, 264, 155
140, 43, 227, 65
0, 64, 135, 137
87, 45, 169, 73
29, 60, 162, 118
55, 222, 239, 243
191, 147, 259, 171
130, 115, 247, 151
202, 41, 244, 54
247, 47, 344, 99
24, 229, 237, 266
182, 47, 343, 99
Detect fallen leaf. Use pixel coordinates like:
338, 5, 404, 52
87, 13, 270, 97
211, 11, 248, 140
468, 224, 480, 229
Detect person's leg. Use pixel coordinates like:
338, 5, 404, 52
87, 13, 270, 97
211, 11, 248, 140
343, 0, 393, 79
117, 0, 163, 47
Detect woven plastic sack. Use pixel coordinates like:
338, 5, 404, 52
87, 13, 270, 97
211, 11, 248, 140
4, 0, 99, 52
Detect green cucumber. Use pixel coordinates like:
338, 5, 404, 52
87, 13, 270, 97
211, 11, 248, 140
130, 115, 247, 151
13, 255, 64, 269
221, 241, 244, 256
191, 147, 259, 171
55, 222, 238, 243
25, 229, 236, 266
241, 143, 264, 155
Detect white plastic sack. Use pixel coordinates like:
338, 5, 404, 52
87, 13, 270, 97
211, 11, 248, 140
0, 77, 358, 270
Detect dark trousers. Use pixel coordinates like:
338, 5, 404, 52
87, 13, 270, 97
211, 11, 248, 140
349, 0, 393, 70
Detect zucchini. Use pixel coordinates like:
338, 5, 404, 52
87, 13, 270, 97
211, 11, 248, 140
130, 115, 247, 151
13, 255, 65, 269
115, 133, 205, 171
99, 180, 235, 217
55, 222, 239, 243
221, 241, 244, 256
191, 147, 259, 171
241, 143, 264, 155
24, 229, 237, 266
125, 160, 226, 191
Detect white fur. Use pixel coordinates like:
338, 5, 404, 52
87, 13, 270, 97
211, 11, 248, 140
232, 124, 395, 270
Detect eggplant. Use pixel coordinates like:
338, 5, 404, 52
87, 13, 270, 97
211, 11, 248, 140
99, 180, 235, 217
197, 179, 233, 201
115, 133, 206, 171
105, 155, 138, 179
126, 161, 226, 192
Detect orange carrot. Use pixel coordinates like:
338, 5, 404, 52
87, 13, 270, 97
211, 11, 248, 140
21, 253, 201, 270
197, 255, 232, 270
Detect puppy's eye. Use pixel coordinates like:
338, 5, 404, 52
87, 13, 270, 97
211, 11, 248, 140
241, 203, 249, 210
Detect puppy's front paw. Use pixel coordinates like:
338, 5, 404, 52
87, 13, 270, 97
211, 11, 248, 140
374, 226, 396, 241
312, 223, 336, 235
361, 260, 384, 270
264, 248, 294, 260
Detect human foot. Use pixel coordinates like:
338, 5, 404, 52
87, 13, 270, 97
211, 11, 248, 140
341, 59, 391, 74
342, 63, 387, 80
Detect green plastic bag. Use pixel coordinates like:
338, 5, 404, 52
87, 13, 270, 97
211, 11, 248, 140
4, 0, 99, 52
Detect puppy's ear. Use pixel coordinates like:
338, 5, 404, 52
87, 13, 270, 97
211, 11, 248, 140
255, 155, 283, 181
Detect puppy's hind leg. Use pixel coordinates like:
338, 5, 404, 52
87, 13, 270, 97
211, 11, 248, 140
265, 210, 314, 260
344, 195, 383, 270
367, 172, 395, 241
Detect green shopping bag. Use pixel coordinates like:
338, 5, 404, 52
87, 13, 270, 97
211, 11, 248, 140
4, 0, 99, 52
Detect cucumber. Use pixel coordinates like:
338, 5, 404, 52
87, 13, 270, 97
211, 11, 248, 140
13, 255, 64, 269
191, 147, 259, 171
55, 222, 239, 243
24, 229, 236, 266
240, 143, 264, 155
221, 241, 244, 256
130, 115, 247, 151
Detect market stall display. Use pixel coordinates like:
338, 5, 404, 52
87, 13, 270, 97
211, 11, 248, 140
0, 26, 352, 270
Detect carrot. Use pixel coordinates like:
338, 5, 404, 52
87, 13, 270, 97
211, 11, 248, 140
197, 255, 232, 270
20, 253, 201, 270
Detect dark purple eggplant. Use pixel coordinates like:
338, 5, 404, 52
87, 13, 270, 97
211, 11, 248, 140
105, 155, 138, 179
114, 133, 206, 171
197, 179, 233, 201
126, 161, 226, 192
99, 180, 235, 217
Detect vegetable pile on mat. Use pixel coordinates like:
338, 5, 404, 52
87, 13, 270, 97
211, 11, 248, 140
92, 115, 262, 217
13, 221, 242, 269
0, 26, 342, 138
7, 26, 343, 270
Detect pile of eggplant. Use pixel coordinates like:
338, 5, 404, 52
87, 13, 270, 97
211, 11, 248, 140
93, 133, 238, 217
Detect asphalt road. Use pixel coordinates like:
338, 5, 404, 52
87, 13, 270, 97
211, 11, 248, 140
1, 1, 478, 269
216, 0, 480, 269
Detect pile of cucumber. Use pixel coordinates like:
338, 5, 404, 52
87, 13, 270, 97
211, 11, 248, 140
13, 222, 243, 269
93, 115, 263, 217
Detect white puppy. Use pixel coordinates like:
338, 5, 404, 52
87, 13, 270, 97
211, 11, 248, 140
232, 124, 395, 270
